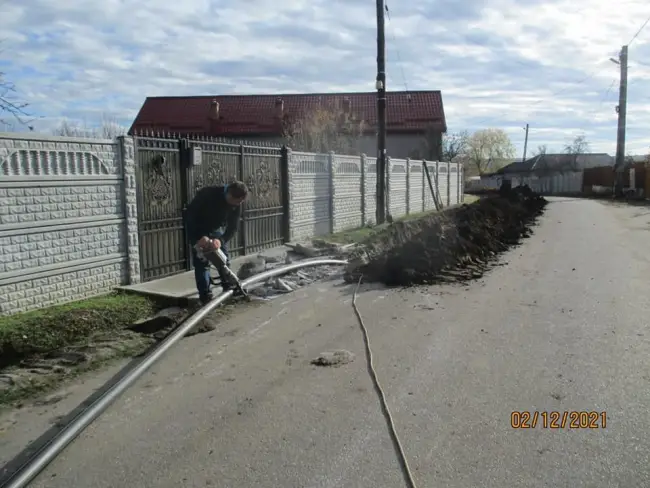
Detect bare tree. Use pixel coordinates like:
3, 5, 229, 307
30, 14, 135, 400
534, 135, 590, 176
0, 60, 34, 129
52, 119, 89, 137
441, 130, 469, 162
534, 144, 547, 156
282, 102, 365, 154
97, 114, 128, 139
564, 135, 589, 155
465, 128, 516, 175
563, 135, 590, 171
52, 114, 127, 139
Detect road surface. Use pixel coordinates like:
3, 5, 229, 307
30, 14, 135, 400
3, 197, 650, 487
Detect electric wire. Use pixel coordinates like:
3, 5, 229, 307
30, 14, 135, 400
628, 13, 650, 45
385, 3, 410, 93
351, 276, 418, 488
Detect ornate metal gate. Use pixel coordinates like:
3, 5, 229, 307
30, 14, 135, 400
134, 133, 289, 282
184, 137, 287, 257
134, 136, 188, 281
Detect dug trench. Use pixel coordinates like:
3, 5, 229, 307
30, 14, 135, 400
344, 185, 548, 286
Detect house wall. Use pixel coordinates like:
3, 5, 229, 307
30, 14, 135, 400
466, 171, 584, 194
0, 134, 140, 316
356, 133, 441, 160
470, 166, 648, 197
516, 172, 583, 194
288, 152, 462, 241
223, 132, 440, 160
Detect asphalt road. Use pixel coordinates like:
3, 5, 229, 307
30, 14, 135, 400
4, 197, 650, 488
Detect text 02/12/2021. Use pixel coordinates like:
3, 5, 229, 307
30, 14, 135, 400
511, 411, 607, 429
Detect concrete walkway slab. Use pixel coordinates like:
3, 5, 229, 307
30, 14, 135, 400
118, 245, 291, 300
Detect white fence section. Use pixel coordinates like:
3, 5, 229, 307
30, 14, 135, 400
466, 171, 583, 195
0, 132, 461, 316
0, 133, 140, 316
288, 151, 462, 241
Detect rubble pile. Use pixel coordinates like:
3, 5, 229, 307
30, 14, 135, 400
238, 242, 353, 300
344, 185, 548, 286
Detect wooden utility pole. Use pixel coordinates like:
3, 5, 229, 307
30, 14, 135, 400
522, 123, 529, 163
614, 45, 628, 197
375, 0, 387, 224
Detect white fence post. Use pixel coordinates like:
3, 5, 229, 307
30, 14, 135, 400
328, 151, 335, 234
405, 158, 411, 215
360, 153, 366, 226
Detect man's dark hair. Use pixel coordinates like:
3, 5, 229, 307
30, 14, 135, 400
227, 180, 248, 199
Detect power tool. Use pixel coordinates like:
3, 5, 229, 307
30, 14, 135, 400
194, 241, 248, 299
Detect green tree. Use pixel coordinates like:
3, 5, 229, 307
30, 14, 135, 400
465, 128, 516, 175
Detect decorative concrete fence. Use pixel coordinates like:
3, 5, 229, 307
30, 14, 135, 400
287, 151, 462, 241
0, 134, 139, 316
0, 132, 461, 316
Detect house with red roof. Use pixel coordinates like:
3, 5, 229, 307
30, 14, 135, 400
129, 90, 447, 160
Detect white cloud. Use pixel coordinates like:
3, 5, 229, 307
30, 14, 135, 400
0, 0, 648, 156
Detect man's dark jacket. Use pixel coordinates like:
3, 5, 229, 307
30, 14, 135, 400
184, 185, 241, 244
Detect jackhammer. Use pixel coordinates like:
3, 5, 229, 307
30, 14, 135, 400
194, 241, 249, 299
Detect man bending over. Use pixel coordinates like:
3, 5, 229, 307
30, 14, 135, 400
184, 181, 248, 304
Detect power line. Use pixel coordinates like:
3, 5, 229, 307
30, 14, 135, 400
464, 66, 605, 129
628, 13, 650, 45
384, 3, 409, 92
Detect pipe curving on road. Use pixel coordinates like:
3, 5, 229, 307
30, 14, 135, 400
2, 258, 348, 488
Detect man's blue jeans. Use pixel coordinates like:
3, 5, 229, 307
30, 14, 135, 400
192, 232, 230, 302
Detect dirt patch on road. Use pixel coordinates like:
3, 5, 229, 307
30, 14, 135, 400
345, 186, 548, 286
0, 295, 255, 408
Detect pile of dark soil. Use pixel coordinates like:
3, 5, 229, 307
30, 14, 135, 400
344, 185, 547, 286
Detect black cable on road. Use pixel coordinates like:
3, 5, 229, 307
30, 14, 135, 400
352, 276, 418, 488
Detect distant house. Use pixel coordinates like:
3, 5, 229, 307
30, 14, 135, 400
493, 153, 614, 177
626, 154, 649, 164
129, 91, 447, 160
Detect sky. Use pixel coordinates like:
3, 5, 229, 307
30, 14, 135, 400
0, 0, 649, 157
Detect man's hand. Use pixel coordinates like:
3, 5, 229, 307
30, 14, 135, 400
196, 236, 221, 251
197, 236, 212, 250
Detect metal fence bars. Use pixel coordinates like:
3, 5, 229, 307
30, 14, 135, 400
133, 133, 289, 282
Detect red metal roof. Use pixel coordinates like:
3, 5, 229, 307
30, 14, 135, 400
129, 91, 446, 136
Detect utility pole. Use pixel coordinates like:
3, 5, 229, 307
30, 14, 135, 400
375, 0, 387, 225
613, 45, 628, 197
522, 123, 529, 163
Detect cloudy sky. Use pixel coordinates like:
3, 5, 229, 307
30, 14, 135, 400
1, 0, 649, 156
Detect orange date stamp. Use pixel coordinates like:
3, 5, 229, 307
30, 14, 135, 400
511, 411, 607, 429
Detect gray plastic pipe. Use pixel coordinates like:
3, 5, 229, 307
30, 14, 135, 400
3, 258, 348, 488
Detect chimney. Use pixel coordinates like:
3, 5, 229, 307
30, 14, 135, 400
275, 97, 284, 117
209, 99, 220, 120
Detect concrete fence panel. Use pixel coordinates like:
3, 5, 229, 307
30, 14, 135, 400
363, 156, 377, 225
332, 154, 363, 233
449, 163, 459, 204
0, 134, 139, 316
437, 162, 449, 207
408, 160, 424, 213
423, 161, 437, 210
288, 151, 331, 241
388, 158, 408, 218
